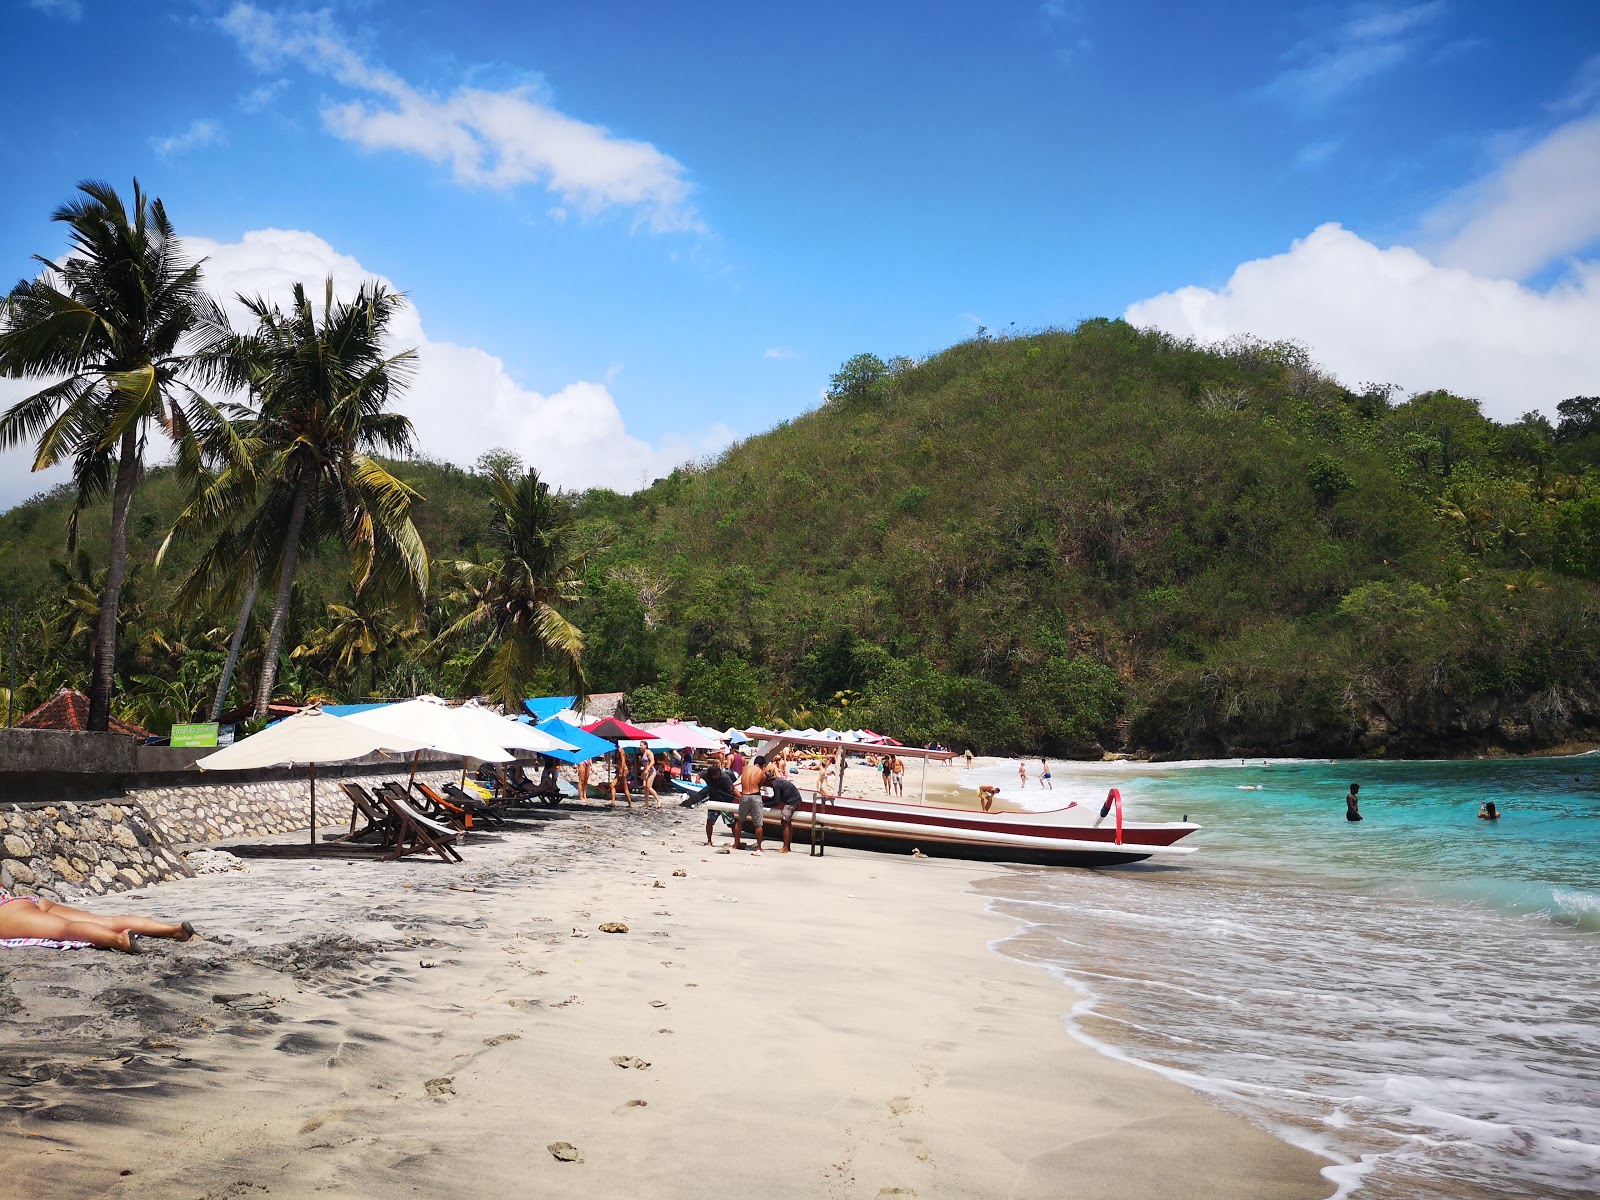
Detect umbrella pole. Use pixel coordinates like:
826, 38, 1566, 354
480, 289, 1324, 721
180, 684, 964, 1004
309, 762, 317, 849
920, 754, 928, 806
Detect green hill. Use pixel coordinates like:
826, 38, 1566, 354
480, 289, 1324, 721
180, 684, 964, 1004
5, 318, 1600, 757
574, 320, 1600, 758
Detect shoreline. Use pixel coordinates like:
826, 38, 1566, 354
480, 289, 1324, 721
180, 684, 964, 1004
0, 801, 1332, 1198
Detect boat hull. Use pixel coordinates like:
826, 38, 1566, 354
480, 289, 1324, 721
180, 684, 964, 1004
704, 796, 1197, 868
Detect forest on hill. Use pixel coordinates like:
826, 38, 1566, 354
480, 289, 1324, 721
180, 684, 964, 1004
6, 318, 1600, 758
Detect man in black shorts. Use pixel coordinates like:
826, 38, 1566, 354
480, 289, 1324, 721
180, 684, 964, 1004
696, 755, 740, 845
764, 760, 805, 854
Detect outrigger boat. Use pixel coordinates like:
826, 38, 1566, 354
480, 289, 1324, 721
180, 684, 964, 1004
705, 733, 1199, 867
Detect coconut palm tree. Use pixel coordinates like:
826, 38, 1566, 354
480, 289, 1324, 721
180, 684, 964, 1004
0, 179, 232, 730
182, 278, 427, 717
434, 465, 589, 706
293, 590, 421, 699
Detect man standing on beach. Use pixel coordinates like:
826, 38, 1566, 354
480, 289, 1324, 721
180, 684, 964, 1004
698, 755, 740, 845
765, 760, 804, 853
736, 754, 768, 852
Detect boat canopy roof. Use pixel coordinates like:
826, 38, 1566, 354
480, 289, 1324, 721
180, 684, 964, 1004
755, 730, 957, 760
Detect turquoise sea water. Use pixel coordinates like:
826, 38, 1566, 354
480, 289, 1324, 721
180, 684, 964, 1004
1132, 755, 1600, 930
975, 755, 1600, 1199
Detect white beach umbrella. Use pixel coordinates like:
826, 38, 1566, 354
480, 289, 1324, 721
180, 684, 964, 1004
456, 701, 579, 753
342, 696, 515, 763
196, 709, 429, 847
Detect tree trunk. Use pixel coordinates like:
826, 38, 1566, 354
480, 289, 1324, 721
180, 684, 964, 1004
88, 430, 141, 732
209, 573, 259, 723
253, 471, 314, 718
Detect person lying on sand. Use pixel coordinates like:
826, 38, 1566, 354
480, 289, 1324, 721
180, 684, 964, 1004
0, 886, 197, 954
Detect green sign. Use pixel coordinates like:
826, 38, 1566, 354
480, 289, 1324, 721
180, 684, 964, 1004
171, 722, 220, 748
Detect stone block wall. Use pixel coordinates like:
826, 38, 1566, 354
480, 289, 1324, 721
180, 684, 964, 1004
1, 769, 469, 902
128, 769, 460, 844
1, 802, 191, 902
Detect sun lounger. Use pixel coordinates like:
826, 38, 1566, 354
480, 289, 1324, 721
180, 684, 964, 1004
372, 785, 464, 864
336, 782, 396, 845
414, 781, 509, 829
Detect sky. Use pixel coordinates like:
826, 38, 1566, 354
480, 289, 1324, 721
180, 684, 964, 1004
1, 0, 1598, 510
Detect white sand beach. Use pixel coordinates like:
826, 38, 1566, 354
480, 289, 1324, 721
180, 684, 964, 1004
0, 799, 1331, 1199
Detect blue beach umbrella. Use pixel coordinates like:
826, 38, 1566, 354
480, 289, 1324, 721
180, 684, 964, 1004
529, 717, 613, 764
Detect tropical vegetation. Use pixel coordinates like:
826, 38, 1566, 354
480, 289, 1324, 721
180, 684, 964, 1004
5, 181, 1600, 758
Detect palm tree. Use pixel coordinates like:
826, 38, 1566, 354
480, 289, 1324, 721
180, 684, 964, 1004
0, 179, 231, 730
434, 466, 589, 706
293, 591, 421, 699
186, 278, 427, 717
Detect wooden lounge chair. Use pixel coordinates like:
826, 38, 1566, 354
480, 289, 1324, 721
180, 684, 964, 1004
371, 785, 464, 864
414, 781, 509, 829
518, 759, 566, 805
335, 782, 396, 845
490, 763, 540, 804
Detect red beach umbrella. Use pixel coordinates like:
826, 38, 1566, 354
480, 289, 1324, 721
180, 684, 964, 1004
582, 717, 655, 741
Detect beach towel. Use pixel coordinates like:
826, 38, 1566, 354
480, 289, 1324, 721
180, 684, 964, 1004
1, 937, 94, 950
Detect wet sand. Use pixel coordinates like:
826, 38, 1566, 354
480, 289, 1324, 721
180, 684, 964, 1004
0, 799, 1332, 1199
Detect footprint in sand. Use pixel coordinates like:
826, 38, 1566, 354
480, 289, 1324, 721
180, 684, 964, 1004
424, 1077, 456, 1098
887, 1096, 912, 1116
483, 1033, 522, 1047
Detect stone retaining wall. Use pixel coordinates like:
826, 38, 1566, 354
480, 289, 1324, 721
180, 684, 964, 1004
128, 769, 460, 844
1, 801, 191, 902
2, 769, 468, 901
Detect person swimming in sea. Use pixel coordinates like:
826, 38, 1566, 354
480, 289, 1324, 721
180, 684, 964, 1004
1345, 783, 1362, 822
1478, 801, 1501, 820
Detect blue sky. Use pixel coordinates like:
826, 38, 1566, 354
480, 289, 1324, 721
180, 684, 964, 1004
2, 0, 1598, 507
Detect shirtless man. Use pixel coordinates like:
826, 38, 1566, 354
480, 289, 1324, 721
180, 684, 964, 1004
736, 753, 769, 852
978, 784, 1002, 813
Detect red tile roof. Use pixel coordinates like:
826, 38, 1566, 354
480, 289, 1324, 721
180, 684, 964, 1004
14, 688, 151, 739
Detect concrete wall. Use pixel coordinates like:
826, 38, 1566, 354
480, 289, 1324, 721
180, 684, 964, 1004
0, 728, 466, 802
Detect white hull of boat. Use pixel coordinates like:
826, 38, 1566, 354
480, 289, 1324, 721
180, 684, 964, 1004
704, 796, 1198, 866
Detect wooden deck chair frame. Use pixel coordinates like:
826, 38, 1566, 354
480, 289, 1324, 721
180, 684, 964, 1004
335, 782, 395, 845
413, 780, 509, 829
372, 786, 464, 864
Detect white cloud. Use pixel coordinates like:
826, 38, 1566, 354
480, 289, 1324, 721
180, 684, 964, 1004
238, 79, 288, 113
0, 227, 734, 511
150, 118, 228, 160
1552, 51, 1600, 115
217, 4, 702, 233
1423, 111, 1600, 280
1265, 2, 1445, 111
763, 347, 797, 360
28, 0, 81, 20
1124, 222, 1600, 419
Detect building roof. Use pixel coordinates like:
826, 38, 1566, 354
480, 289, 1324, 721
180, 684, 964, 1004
14, 688, 151, 739
579, 692, 631, 721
